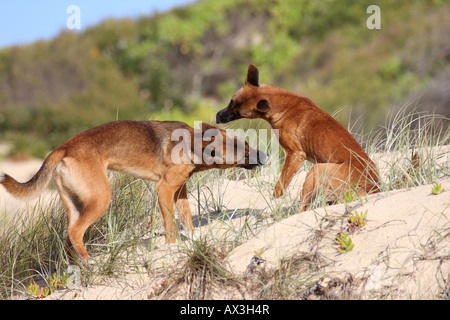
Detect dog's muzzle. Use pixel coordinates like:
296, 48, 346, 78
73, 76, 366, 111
215, 109, 242, 124
215, 110, 225, 124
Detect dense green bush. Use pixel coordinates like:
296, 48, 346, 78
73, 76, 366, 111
0, 0, 448, 158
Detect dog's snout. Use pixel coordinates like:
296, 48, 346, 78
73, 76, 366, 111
215, 108, 242, 124
215, 110, 223, 124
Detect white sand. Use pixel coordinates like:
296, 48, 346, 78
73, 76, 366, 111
1, 146, 449, 299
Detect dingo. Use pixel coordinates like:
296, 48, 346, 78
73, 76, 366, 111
1, 120, 267, 261
216, 64, 379, 211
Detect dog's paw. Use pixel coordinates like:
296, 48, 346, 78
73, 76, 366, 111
272, 185, 285, 198
80, 257, 96, 267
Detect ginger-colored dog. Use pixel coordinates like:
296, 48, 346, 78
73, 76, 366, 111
0, 120, 267, 261
216, 64, 379, 211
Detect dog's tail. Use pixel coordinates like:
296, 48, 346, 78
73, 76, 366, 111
0, 148, 66, 199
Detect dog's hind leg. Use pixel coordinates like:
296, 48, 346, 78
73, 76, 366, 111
54, 172, 82, 262
54, 158, 111, 262
299, 163, 350, 211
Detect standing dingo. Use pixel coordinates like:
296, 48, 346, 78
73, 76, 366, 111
1, 120, 267, 262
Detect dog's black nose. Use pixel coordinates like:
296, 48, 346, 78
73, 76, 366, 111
215, 111, 223, 124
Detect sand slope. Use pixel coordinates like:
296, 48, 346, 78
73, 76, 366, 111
1, 148, 449, 300
226, 178, 450, 299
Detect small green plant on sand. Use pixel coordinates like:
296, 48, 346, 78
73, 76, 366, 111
348, 209, 368, 231
431, 182, 445, 195
148, 279, 170, 299
26, 272, 69, 299
339, 190, 358, 204
254, 247, 265, 257
335, 230, 354, 253
26, 281, 50, 299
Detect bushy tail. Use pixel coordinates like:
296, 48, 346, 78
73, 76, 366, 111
0, 148, 66, 199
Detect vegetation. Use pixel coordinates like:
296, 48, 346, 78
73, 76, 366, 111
0, 0, 449, 300
431, 182, 445, 195
348, 210, 368, 231
0, 107, 447, 299
335, 230, 355, 253
26, 272, 69, 299
0, 0, 449, 158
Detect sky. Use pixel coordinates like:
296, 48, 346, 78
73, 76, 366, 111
0, 0, 195, 49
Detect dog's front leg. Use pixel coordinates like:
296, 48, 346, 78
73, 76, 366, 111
156, 166, 193, 243
273, 151, 305, 198
155, 181, 178, 243
174, 183, 194, 232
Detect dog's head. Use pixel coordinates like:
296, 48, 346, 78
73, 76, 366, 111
192, 122, 268, 170
216, 64, 272, 124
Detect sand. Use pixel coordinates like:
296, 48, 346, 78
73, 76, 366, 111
1, 146, 449, 299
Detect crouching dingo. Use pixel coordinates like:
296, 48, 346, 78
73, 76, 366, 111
216, 64, 379, 211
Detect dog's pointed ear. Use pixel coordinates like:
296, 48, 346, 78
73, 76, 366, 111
256, 99, 270, 112
246, 64, 259, 87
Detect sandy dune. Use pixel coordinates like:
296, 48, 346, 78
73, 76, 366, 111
1, 146, 449, 300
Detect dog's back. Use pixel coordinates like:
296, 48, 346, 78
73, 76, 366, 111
284, 95, 378, 179
1, 119, 267, 261
60, 120, 191, 180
